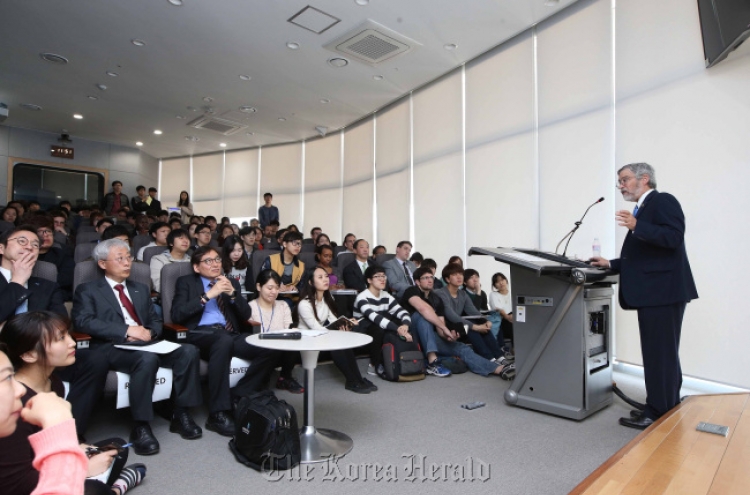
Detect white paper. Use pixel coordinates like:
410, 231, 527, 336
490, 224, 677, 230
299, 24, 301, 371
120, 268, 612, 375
114, 340, 182, 354
504, 252, 549, 263
228, 357, 251, 388
297, 329, 328, 337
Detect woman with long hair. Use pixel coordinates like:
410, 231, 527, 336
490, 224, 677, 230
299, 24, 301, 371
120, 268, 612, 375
0, 312, 146, 495
221, 235, 251, 292
248, 270, 304, 394
298, 267, 376, 393
177, 191, 193, 225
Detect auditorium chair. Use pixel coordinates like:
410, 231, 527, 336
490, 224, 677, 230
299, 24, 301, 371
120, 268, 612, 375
142, 245, 167, 266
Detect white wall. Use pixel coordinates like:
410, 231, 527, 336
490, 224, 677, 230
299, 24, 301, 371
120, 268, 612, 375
160, 0, 750, 387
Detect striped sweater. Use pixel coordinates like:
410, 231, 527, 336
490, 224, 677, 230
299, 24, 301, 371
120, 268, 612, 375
354, 288, 411, 332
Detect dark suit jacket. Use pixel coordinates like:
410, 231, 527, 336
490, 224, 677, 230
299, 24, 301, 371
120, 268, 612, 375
147, 198, 162, 215
342, 257, 376, 292
609, 190, 698, 309
171, 274, 252, 331
0, 276, 67, 323
72, 278, 161, 344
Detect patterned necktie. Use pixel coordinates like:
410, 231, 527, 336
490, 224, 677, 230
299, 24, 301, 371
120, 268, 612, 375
15, 298, 29, 315
208, 281, 234, 333
114, 284, 141, 325
403, 262, 414, 286
361, 262, 367, 274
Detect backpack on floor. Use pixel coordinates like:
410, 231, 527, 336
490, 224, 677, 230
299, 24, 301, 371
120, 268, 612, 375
229, 390, 301, 472
381, 331, 425, 382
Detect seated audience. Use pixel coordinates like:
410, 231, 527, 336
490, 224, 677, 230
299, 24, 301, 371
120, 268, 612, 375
0, 342, 88, 495
382, 241, 417, 299
28, 216, 75, 300
134, 215, 150, 237
297, 267, 377, 393
204, 216, 218, 235
221, 235, 251, 291
409, 252, 423, 268
169, 217, 182, 231
217, 225, 234, 247
101, 225, 132, 245
402, 267, 515, 380
315, 244, 344, 289
372, 245, 386, 257
353, 266, 413, 378
343, 239, 374, 292
421, 258, 444, 289
489, 272, 515, 355
1, 205, 20, 225
239, 226, 256, 258
260, 230, 307, 294
136, 222, 170, 261
72, 239, 204, 456
463, 268, 504, 342
0, 312, 147, 495
338, 233, 356, 256
315, 233, 331, 247
191, 224, 212, 251
150, 229, 191, 293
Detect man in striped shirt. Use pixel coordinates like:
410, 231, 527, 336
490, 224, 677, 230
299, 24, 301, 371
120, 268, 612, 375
354, 265, 415, 378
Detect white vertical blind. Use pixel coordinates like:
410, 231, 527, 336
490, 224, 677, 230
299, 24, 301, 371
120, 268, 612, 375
259, 143, 302, 227
224, 148, 259, 219
412, 70, 464, 266
375, 100, 411, 251
159, 157, 190, 208
536, 0, 613, 259
342, 120, 374, 243
191, 153, 224, 217
465, 31, 537, 279
304, 134, 342, 240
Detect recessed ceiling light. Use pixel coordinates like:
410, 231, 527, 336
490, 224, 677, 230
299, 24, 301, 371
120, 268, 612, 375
278, 117, 286, 122
239, 105, 257, 113
131, 39, 146, 47
328, 57, 349, 68
106, 71, 119, 77
186, 106, 197, 112
185, 136, 199, 142
444, 43, 457, 51
39, 53, 69, 64
175, 115, 185, 119
87, 95, 98, 100
355, 0, 369, 5
73, 114, 83, 119
136, 141, 143, 146
202, 96, 213, 103
286, 42, 300, 50
154, 130, 163, 135
372, 75, 384, 81
320, 98, 330, 104
219, 143, 227, 148
20, 103, 42, 111
239, 74, 251, 81
168, 0, 183, 5
96, 84, 107, 91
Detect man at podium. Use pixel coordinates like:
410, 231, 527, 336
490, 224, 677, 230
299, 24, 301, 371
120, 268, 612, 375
591, 162, 698, 430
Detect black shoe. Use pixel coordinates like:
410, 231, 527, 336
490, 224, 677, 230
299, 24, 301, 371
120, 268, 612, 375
129, 424, 160, 456
276, 376, 304, 394
630, 409, 642, 419
345, 381, 371, 394
361, 377, 378, 392
619, 415, 654, 430
205, 411, 235, 437
169, 411, 202, 439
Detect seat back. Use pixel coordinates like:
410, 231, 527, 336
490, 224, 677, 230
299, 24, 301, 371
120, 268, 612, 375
336, 252, 357, 272
77, 225, 97, 234
132, 234, 152, 254
143, 245, 167, 266
76, 232, 100, 245
300, 243, 315, 253
73, 260, 152, 293
53, 231, 69, 247
298, 251, 317, 270
252, 250, 271, 282
375, 253, 396, 266
74, 243, 96, 263
161, 262, 195, 325
0, 220, 16, 233
32, 260, 58, 283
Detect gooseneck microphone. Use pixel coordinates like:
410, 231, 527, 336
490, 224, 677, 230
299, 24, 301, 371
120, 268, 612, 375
555, 197, 605, 258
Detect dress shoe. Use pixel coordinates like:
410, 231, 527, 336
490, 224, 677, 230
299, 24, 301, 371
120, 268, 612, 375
630, 409, 643, 418
345, 381, 371, 394
129, 424, 160, 456
205, 411, 235, 437
169, 411, 203, 439
619, 415, 654, 430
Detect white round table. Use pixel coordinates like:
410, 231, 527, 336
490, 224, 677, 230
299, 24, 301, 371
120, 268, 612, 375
247, 331, 372, 463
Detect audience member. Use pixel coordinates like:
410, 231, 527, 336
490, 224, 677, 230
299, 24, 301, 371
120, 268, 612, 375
464, 269, 506, 354
315, 244, 343, 289
286, 224, 299, 233
309, 227, 322, 245
343, 239, 374, 292
136, 222, 170, 261
373, 245, 386, 257
204, 216, 218, 234
260, 230, 307, 293
338, 233, 356, 256
1, 206, 19, 225
489, 272, 514, 356
409, 252, 423, 268
421, 258, 444, 289
192, 224, 212, 251
249, 218, 260, 228
169, 217, 182, 231
28, 216, 75, 300
239, 227, 256, 258
315, 233, 331, 247
101, 225, 132, 245
27, 201, 41, 212
146, 188, 162, 215
221, 235, 251, 291
177, 191, 193, 224
217, 225, 234, 247
102, 181, 129, 216
258, 192, 279, 229
150, 229, 191, 293
382, 241, 416, 299
131, 185, 149, 213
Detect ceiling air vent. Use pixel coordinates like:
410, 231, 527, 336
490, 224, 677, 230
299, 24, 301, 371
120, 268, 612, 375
324, 20, 420, 66
187, 115, 247, 135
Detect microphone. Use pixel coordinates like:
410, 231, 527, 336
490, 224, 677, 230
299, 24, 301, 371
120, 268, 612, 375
555, 197, 605, 257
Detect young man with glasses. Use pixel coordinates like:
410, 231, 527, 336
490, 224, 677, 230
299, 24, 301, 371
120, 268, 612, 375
28, 216, 75, 301
72, 239, 203, 455
191, 224, 213, 251
171, 247, 286, 433
260, 230, 307, 293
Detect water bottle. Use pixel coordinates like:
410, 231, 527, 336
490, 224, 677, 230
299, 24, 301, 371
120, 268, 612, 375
592, 238, 601, 258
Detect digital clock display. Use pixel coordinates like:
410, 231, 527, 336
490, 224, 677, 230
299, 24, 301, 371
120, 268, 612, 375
51, 145, 74, 159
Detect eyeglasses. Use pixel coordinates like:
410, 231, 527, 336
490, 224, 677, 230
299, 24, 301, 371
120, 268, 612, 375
200, 257, 222, 266
419, 275, 434, 281
7, 237, 41, 250
105, 255, 134, 264
616, 176, 636, 186
287, 241, 302, 247
371, 274, 387, 280
37, 229, 53, 236
197, 231, 211, 236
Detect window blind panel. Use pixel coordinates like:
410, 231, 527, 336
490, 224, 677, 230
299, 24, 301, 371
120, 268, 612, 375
537, 0, 613, 258
376, 100, 410, 175
224, 149, 258, 218
413, 70, 463, 265
616, 0, 750, 387
304, 189, 341, 241
465, 29, 537, 269
260, 144, 302, 227
343, 120, 374, 240
160, 157, 190, 207
376, 169, 409, 251
304, 134, 342, 238
192, 200, 222, 218
191, 153, 224, 205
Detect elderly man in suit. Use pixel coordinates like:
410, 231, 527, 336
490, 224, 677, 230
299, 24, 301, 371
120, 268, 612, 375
171, 246, 282, 436
343, 239, 376, 292
72, 238, 203, 455
591, 162, 698, 430
382, 241, 417, 299
0, 225, 109, 438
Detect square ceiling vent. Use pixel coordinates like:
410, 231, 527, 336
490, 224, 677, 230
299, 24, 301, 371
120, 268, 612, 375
187, 115, 247, 135
324, 20, 421, 66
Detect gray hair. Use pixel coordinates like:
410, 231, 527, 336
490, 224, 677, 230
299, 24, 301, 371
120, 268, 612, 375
92, 238, 130, 262
618, 162, 657, 189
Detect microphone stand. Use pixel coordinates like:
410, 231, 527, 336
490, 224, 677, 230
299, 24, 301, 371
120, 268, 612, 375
555, 198, 604, 258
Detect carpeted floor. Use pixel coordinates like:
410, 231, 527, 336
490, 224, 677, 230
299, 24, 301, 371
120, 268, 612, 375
84, 360, 683, 495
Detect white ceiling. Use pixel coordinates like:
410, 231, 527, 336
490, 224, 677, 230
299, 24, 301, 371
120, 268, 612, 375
0, 0, 578, 159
